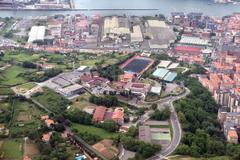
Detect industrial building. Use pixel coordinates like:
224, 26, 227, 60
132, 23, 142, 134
58, 84, 85, 97
146, 20, 176, 49
102, 16, 130, 41
152, 68, 169, 79
28, 26, 46, 43
130, 25, 143, 43
179, 36, 210, 46
152, 68, 177, 82
157, 60, 172, 68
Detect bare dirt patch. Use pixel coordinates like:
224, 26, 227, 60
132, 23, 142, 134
24, 140, 39, 157
17, 113, 31, 122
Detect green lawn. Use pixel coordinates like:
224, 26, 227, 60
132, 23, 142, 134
72, 123, 118, 139
70, 92, 96, 110
0, 87, 14, 95
1, 139, 23, 160
33, 87, 69, 113
152, 132, 171, 141
0, 66, 33, 86
79, 53, 129, 68
0, 102, 11, 124
2, 52, 40, 62
9, 101, 43, 137
149, 125, 170, 128
18, 82, 37, 90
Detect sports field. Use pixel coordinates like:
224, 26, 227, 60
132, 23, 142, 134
0, 139, 23, 160
120, 56, 154, 74
151, 132, 171, 141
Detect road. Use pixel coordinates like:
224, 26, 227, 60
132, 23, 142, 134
122, 87, 190, 160
148, 87, 190, 160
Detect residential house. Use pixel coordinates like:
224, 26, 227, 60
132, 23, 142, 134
92, 106, 107, 123
112, 108, 124, 125
227, 130, 238, 144
124, 82, 150, 98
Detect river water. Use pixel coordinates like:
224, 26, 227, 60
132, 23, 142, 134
0, 0, 240, 17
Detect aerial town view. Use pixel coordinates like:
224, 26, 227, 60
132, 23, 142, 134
0, 0, 240, 160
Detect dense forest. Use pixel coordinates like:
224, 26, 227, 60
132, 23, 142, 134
175, 77, 240, 159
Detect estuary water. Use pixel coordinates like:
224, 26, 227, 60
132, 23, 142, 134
0, 0, 240, 17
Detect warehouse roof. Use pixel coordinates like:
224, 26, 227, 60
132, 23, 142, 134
179, 36, 209, 46
163, 72, 177, 82
150, 86, 162, 95
175, 45, 202, 53
168, 63, 179, 69
28, 26, 46, 43
131, 25, 143, 42
147, 20, 167, 28
158, 60, 172, 68
60, 84, 83, 94
152, 68, 169, 79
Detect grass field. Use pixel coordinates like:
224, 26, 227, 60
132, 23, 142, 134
72, 123, 118, 139
0, 139, 23, 160
0, 102, 11, 124
2, 51, 129, 71
18, 82, 36, 90
78, 53, 129, 68
2, 52, 40, 62
33, 87, 69, 113
10, 101, 43, 137
70, 92, 96, 110
149, 124, 170, 128
0, 66, 34, 86
2, 51, 69, 70
151, 132, 171, 141
0, 87, 14, 95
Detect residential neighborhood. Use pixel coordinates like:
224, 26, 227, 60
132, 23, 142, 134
0, 2, 240, 160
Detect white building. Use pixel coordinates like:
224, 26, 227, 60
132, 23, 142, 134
131, 25, 143, 43
102, 16, 130, 41
28, 26, 46, 43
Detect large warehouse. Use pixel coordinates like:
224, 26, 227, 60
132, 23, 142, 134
102, 16, 130, 41
146, 20, 176, 49
131, 25, 143, 43
179, 36, 210, 46
28, 26, 46, 43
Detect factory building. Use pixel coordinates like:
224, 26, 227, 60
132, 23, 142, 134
28, 26, 46, 43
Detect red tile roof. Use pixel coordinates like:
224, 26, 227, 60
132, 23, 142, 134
210, 73, 222, 84
45, 119, 54, 127
112, 108, 124, 121
228, 130, 238, 139
80, 75, 92, 83
131, 83, 145, 88
93, 106, 106, 122
175, 45, 202, 53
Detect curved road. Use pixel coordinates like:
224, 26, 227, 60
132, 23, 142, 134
148, 87, 190, 160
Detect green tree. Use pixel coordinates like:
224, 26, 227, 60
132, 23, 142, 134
101, 120, 118, 132
126, 126, 138, 137
150, 107, 170, 120
151, 103, 158, 110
